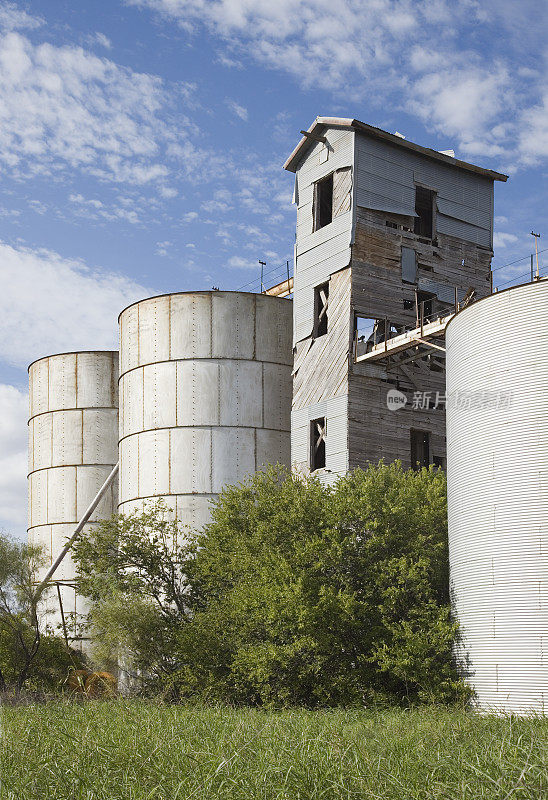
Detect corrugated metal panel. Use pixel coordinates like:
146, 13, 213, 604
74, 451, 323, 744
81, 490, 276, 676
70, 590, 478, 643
293, 129, 355, 346
446, 280, 548, 715
296, 212, 352, 258
436, 197, 491, 230
418, 277, 467, 303
290, 395, 349, 478
437, 213, 491, 247
355, 133, 493, 244
401, 247, 417, 284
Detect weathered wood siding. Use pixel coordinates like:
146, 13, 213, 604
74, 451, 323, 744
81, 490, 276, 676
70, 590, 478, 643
290, 123, 497, 477
348, 206, 493, 470
293, 128, 354, 344
291, 268, 351, 481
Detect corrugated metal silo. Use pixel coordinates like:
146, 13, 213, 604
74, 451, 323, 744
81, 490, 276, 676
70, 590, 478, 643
118, 291, 292, 528
28, 351, 119, 646
446, 280, 548, 714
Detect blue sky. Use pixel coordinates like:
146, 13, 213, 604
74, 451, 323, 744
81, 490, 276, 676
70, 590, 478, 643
1, 0, 547, 537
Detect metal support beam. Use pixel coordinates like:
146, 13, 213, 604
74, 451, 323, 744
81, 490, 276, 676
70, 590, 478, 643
413, 337, 447, 353
355, 313, 453, 364
33, 462, 119, 602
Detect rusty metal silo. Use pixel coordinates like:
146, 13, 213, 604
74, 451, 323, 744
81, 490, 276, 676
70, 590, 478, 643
27, 351, 119, 646
118, 291, 292, 528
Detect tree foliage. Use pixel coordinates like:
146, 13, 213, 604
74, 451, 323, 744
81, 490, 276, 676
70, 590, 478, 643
74, 463, 469, 705
0, 534, 80, 692
72, 504, 193, 683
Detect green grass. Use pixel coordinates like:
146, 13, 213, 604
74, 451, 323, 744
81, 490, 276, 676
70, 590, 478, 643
1, 702, 546, 799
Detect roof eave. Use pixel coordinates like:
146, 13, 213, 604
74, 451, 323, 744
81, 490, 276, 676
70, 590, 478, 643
283, 117, 508, 182
282, 117, 354, 172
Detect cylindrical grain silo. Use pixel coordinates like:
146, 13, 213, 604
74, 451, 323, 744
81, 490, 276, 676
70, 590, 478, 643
446, 279, 548, 714
118, 291, 292, 528
28, 351, 119, 646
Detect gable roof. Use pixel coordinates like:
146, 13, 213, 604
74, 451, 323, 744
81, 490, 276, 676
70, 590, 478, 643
283, 117, 508, 182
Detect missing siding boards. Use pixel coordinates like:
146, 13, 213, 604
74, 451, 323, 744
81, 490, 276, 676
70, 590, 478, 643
314, 282, 329, 337
414, 186, 435, 239
314, 173, 333, 230
310, 417, 327, 470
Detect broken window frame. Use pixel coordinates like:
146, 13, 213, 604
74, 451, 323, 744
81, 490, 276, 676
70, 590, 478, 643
314, 282, 329, 337
313, 173, 334, 231
310, 417, 327, 471
414, 185, 436, 239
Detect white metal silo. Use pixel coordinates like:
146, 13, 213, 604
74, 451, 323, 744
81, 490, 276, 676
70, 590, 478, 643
446, 279, 548, 714
118, 291, 292, 529
28, 351, 119, 647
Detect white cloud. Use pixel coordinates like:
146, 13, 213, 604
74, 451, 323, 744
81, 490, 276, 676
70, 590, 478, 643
0, 241, 154, 368
182, 210, 198, 221
225, 98, 248, 121
0, 383, 28, 536
155, 239, 172, 255
201, 199, 231, 212
228, 255, 257, 269
494, 232, 518, 248
409, 63, 513, 158
69, 192, 142, 225
0, 2, 42, 31
91, 31, 112, 49
128, 0, 548, 166
0, 30, 198, 185
518, 93, 548, 165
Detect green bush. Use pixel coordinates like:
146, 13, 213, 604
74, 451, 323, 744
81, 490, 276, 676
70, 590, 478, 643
75, 463, 469, 706
173, 463, 466, 705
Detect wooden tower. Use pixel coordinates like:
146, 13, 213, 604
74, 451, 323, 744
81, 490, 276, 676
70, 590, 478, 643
283, 117, 507, 477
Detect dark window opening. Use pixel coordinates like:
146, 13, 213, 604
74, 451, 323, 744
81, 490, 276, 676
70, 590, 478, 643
310, 417, 327, 470
403, 298, 414, 310
314, 174, 333, 230
385, 220, 398, 229
411, 429, 430, 470
417, 290, 435, 323
314, 282, 329, 337
433, 455, 445, 469
414, 186, 435, 238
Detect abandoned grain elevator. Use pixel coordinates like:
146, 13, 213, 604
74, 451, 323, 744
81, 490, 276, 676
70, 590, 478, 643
284, 118, 507, 477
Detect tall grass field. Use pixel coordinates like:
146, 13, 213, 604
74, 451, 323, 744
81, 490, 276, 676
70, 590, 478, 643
1, 702, 546, 799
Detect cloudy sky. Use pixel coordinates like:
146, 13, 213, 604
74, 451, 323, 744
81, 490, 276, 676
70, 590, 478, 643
1, 0, 547, 538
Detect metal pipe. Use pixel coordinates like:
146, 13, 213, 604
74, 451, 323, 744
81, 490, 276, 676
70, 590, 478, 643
33, 462, 119, 601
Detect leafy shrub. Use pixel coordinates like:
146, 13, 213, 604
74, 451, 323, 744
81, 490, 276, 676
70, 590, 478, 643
75, 463, 469, 706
